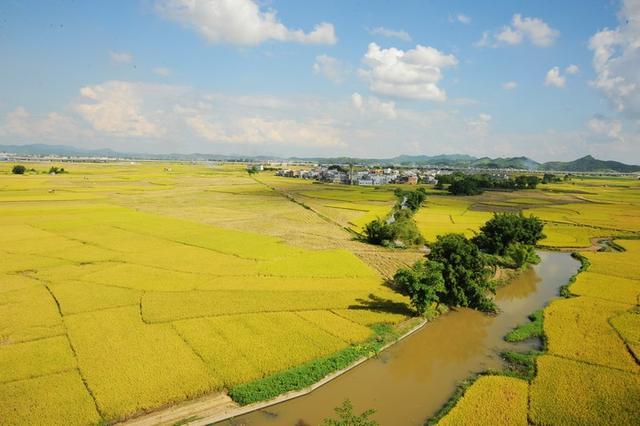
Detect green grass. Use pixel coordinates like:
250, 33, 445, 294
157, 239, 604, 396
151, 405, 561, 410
504, 310, 543, 343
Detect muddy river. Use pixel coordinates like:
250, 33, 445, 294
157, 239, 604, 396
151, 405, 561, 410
220, 251, 579, 426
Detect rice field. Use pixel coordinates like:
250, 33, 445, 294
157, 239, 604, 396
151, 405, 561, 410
3, 164, 640, 424
438, 376, 528, 425
434, 175, 640, 425
0, 162, 410, 424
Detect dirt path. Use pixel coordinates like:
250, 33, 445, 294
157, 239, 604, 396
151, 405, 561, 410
117, 392, 237, 426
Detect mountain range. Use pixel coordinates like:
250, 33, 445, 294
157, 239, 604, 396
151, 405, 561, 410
1, 144, 639, 173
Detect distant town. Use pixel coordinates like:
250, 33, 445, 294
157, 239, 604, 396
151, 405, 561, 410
273, 164, 439, 186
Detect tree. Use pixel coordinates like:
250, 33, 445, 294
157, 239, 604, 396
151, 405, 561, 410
429, 234, 496, 312
322, 399, 378, 426
472, 213, 545, 255
12, 165, 26, 175
363, 218, 395, 246
526, 175, 540, 189
448, 176, 483, 196
393, 260, 444, 315
505, 242, 541, 269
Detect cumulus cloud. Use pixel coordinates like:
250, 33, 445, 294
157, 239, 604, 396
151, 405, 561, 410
155, 0, 336, 46
545, 67, 566, 88
110, 51, 133, 64
359, 42, 458, 101
588, 0, 640, 117
502, 81, 517, 90
75, 81, 183, 138
479, 14, 559, 48
351, 92, 396, 119
368, 27, 412, 42
565, 64, 579, 75
313, 55, 347, 84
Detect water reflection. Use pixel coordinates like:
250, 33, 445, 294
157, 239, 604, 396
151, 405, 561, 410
221, 251, 578, 426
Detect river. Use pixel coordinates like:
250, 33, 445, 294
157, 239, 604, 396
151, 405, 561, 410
219, 251, 579, 426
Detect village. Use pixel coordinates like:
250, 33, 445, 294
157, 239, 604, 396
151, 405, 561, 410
273, 165, 441, 186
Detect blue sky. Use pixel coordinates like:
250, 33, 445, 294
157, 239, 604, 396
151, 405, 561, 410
1, 0, 638, 162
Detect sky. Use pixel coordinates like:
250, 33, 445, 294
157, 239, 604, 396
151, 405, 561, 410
0, 0, 639, 162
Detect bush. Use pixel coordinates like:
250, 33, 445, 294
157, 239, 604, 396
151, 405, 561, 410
505, 242, 540, 268
322, 399, 378, 426
12, 165, 26, 175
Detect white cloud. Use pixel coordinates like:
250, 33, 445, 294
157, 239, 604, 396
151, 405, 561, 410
565, 64, 579, 75
359, 42, 458, 101
455, 13, 471, 25
368, 27, 412, 42
1, 107, 89, 140
587, 115, 622, 140
482, 14, 559, 48
75, 81, 184, 138
588, 0, 640, 117
313, 55, 347, 84
153, 67, 171, 76
466, 113, 492, 137
351, 92, 364, 110
351, 93, 396, 119
110, 51, 133, 64
186, 115, 343, 147
155, 0, 336, 46
474, 31, 491, 47
502, 81, 518, 90
545, 66, 566, 88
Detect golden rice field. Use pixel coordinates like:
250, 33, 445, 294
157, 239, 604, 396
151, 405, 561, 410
437, 175, 640, 425
3, 164, 640, 425
438, 376, 529, 425
0, 162, 410, 424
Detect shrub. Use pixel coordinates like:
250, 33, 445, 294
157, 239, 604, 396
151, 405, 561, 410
12, 165, 26, 174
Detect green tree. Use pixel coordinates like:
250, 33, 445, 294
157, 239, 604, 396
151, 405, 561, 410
322, 399, 378, 426
393, 260, 444, 315
429, 234, 496, 312
472, 213, 545, 255
448, 176, 483, 196
505, 242, 541, 269
363, 218, 396, 246
11, 165, 26, 175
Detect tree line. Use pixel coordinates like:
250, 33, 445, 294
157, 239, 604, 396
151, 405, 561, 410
435, 173, 542, 195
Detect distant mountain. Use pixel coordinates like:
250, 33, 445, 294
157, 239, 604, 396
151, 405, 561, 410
0, 143, 279, 162
541, 155, 640, 173
2, 144, 638, 173
470, 156, 540, 170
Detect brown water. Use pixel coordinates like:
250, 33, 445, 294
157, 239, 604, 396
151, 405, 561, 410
220, 251, 578, 426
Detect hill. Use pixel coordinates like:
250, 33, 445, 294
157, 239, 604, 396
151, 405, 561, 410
541, 155, 640, 173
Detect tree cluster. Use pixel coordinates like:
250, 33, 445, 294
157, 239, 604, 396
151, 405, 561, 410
363, 189, 426, 247
436, 173, 541, 196
392, 212, 545, 315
